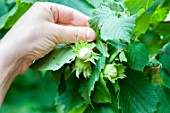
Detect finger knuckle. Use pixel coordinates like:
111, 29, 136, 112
74, 28, 79, 41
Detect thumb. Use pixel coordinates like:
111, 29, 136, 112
48, 23, 96, 44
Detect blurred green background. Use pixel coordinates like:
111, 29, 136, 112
0, 70, 57, 113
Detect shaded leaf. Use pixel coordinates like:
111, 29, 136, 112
55, 75, 84, 113
51, 67, 65, 84
79, 54, 106, 104
125, 43, 149, 71
159, 43, 170, 74
160, 69, 170, 88
84, 82, 119, 113
92, 73, 111, 103
140, 29, 161, 54
156, 85, 170, 113
119, 69, 159, 113
156, 22, 170, 37
108, 40, 127, 51
31, 45, 76, 71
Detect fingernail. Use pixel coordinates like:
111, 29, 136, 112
87, 29, 96, 41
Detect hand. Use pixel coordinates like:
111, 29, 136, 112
0, 2, 96, 107
0, 2, 96, 74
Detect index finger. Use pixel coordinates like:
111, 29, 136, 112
49, 3, 90, 26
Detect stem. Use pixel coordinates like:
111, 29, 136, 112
151, 64, 161, 83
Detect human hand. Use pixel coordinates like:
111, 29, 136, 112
0, 2, 96, 75
0, 2, 96, 107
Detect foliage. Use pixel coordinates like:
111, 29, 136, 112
1, 0, 170, 113
0, 69, 57, 113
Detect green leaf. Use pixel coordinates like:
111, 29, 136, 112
108, 40, 127, 51
96, 39, 109, 57
156, 22, 170, 37
162, 0, 170, 8
85, 101, 119, 113
0, 0, 47, 29
57, 74, 66, 95
89, 5, 113, 31
54, 0, 94, 16
156, 85, 170, 113
101, 15, 136, 43
55, 75, 84, 113
124, 0, 154, 15
133, 0, 167, 35
119, 69, 159, 113
160, 69, 170, 88
119, 51, 127, 62
51, 68, 65, 85
125, 43, 149, 71
151, 7, 169, 28
0, 0, 8, 16
85, 0, 104, 8
92, 73, 111, 103
84, 82, 119, 113
69, 104, 88, 113
31, 45, 76, 71
56, 105, 65, 113
140, 29, 161, 54
102, 0, 124, 12
79, 54, 106, 104
52, 66, 72, 95
0, 0, 32, 30
56, 91, 83, 113
0, 29, 8, 39
89, 1, 125, 31
159, 43, 170, 74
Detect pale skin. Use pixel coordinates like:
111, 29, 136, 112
0, 2, 96, 107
